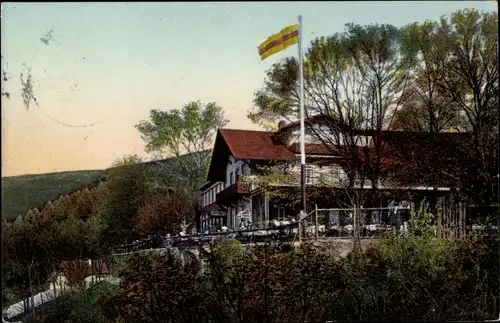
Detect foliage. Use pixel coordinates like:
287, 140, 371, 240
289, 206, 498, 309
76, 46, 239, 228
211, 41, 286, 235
1, 183, 108, 303
136, 189, 194, 235
6, 232, 499, 323
111, 154, 143, 167
136, 101, 228, 199
1, 55, 10, 99
110, 251, 208, 323
1, 152, 207, 223
1, 151, 212, 303
24, 281, 119, 323
107, 256, 129, 278
2, 218, 54, 301
3, 9, 498, 322
96, 157, 149, 254
107, 236, 498, 322
249, 9, 499, 204
396, 10, 499, 203
1, 170, 105, 222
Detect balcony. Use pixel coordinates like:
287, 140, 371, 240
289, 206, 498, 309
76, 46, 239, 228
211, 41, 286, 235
216, 176, 253, 205
249, 171, 349, 190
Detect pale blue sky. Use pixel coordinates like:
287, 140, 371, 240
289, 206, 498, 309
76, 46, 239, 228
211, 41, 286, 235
1, 1, 496, 176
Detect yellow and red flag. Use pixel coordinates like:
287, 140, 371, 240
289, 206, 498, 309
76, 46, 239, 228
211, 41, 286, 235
258, 24, 299, 61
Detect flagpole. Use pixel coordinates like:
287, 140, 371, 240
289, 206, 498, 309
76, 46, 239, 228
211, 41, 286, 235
298, 15, 307, 226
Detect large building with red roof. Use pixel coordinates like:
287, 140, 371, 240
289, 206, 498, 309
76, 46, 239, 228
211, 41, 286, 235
198, 118, 470, 233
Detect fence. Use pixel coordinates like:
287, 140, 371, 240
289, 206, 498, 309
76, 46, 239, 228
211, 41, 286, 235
114, 202, 498, 254
306, 202, 499, 240
304, 205, 411, 239
114, 226, 301, 254
423, 200, 498, 239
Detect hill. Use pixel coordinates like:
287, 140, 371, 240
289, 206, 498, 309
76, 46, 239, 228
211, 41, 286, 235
2, 170, 106, 222
1, 150, 212, 222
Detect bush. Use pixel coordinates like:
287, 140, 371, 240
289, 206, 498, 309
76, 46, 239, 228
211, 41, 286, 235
24, 281, 118, 323
21, 235, 500, 323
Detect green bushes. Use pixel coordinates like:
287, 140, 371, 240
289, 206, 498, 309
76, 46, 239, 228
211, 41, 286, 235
22, 234, 499, 322
96, 236, 498, 323
24, 282, 118, 323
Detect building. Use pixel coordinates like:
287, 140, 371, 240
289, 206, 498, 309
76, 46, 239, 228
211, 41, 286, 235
198, 117, 470, 233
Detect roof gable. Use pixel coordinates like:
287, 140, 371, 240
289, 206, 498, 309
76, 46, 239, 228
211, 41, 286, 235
206, 129, 295, 182
219, 129, 295, 161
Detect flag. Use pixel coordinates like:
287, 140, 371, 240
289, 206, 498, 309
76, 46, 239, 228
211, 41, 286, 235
258, 24, 299, 61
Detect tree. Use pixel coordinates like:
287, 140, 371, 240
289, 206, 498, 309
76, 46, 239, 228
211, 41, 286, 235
57, 214, 91, 259
250, 10, 498, 206
112, 252, 207, 323
394, 10, 498, 203
135, 190, 194, 235
111, 154, 143, 167
95, 156, 148, 254
250, 23, 413, 212
2, 219, 53, 305
394, 20, 463, 132
434, 10, 498, 204
74, 188, 94, 219
136, 101, 228, 199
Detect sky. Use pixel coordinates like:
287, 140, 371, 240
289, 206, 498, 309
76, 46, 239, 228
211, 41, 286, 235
1, 1, 497, 177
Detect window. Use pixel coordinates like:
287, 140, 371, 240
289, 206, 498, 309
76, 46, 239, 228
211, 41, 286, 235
242, 164, 249, 175
229, 172, 234, 185
305, 165, 314, 185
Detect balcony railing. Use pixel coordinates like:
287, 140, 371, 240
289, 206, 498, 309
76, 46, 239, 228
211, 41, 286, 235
246, 171, 349, 190
216, 175, 253, 204
215, 172, 351, 202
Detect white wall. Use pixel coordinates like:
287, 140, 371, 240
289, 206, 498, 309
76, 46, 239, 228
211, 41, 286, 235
286, 159, 349, 186
200, 154, 253, 231
225, 156, 251, 187
224, 155, 253, 230
286, 126, 370, 147
200, 181, 225, 207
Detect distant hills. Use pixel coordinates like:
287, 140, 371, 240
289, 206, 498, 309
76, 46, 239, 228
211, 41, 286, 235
2, 170, 106, 222
1, 150, 212, 222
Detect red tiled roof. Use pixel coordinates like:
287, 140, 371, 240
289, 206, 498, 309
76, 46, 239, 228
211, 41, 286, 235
276, 115, 354, 134
288, 143, 333, 155
207, 126, 470, 184
219, 128, 295, 161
